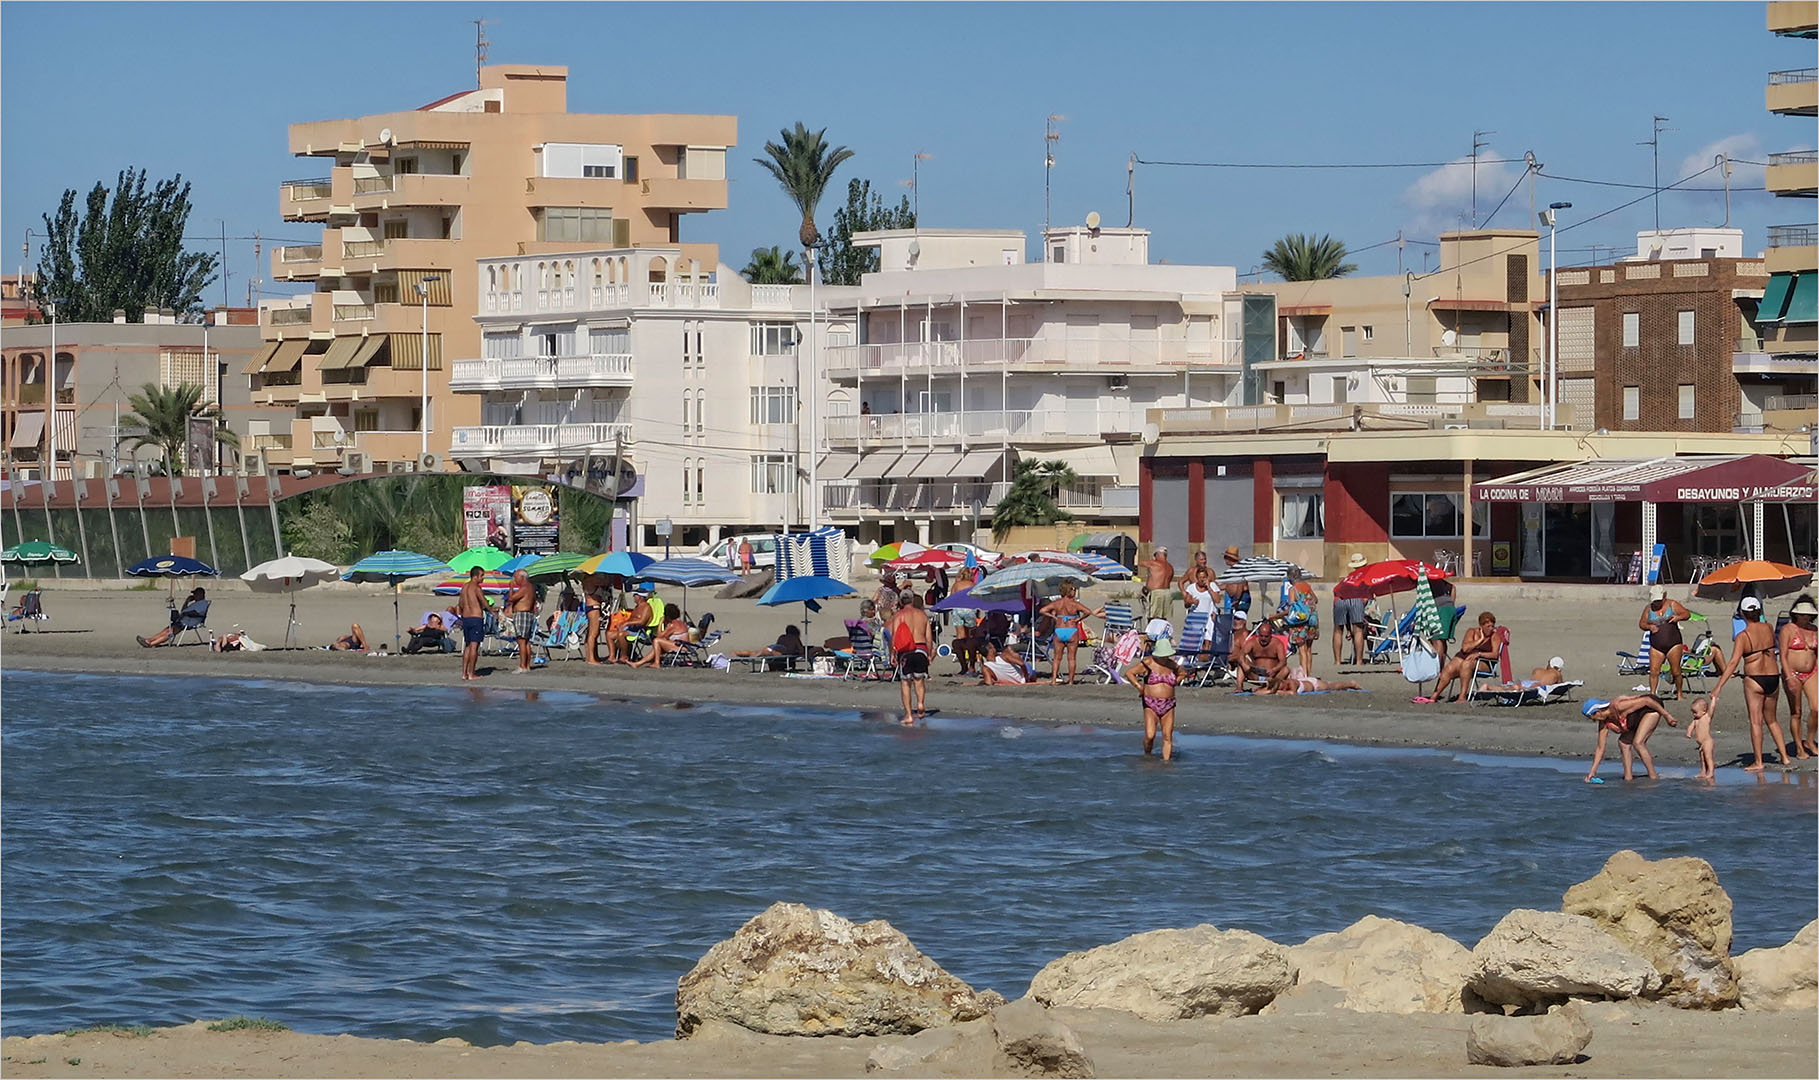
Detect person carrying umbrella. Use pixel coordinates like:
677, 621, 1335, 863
457, 566, 492, 681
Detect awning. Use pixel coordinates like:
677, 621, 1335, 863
398, 270, 452, 306
1787, 273, 1817, 326
848, 452, 901, 479
241, 341, 282, 375
266, 340, 308, 373
1758, 271, 1797, 324
9, 412, 44, 450
901, 452, 963, 478
949, 449, 1005, 478
1037, 443, 1120, 477
315, 336, 364, 371
1472, 454, 1816, 504
817, 452, 858, 480
388, 333, 442, 371
347, 336, 387, 369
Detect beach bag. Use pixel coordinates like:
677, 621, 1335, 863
1400, 640, 1441, 684
812, 655, 836, 676
891, 618, 918, 655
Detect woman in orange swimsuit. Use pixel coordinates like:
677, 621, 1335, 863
1712, 596, 1794, 771
1779, 595, 1819, 758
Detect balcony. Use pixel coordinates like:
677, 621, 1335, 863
1735, 347, 1819, 375
280, 178, 333, 220
1767, 67, 1818, 116
448, 353, 635, 392
1735, 403, 1818, 434
273, 244, 323, 280
825, 336, 1237, 378
1147, 401, 1572, 434
448, 421, 634, 458
1766, 151, 1819, 198
269, 305, 312, 326
749, 284, 796, 310
338, 237, 458, 274
823, 480, 1010, 516
634, 176, 730, 212
1769, 223, 1818, 248
351, 171, 469, 211
332, 303, 374, 322
825, 407, 1146, 446
480, 281, 726, 316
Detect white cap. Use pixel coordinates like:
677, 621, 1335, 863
1231, 610, 1249, 623
1649, 584, 1667, 601
1145, 618, 1173, 639
1740, 596, 1762, 612
1549, 656, 1565, 669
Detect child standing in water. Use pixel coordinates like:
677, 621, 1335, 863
1687, 697, 1716, 779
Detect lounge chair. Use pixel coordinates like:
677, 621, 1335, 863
835, 620, 887, 679
7, 587, 49, 632
1469, 680, 1585, 707
534, 609, 587, 661
1367, 604, 1466, 662
171, 599, 212, 647
664, 628, 728, 668
1615, 631, 1721, 694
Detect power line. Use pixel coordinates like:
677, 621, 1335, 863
1536, 170, 1729, 193
1135, 155, 1527, 170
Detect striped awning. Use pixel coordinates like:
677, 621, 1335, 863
848, 452, 901, 479
315, 336, 364, 371
387, 333, 442, 371
241, 341, 283, 375
265, 340, 308, 373
347, 336, 387, 369
397, 270, 452, 306
949, 449, 1004, 478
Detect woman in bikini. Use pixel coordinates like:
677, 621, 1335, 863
1040, 582, 1104, 685
1711, 596, 1793, 772
1582, 694, 1679, 781
1254, 668, 1365, 695
1639, 584, 1692, 699
1779, 595, 1819, 758
1122, 634, 1181, 761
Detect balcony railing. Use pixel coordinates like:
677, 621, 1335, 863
1769, 150, 1819, 165
342, 239, 386, 258
1769, 67, 1818, 83
1768, 393, 1818, 412
822, 480, 1010, 514
750, 284, 794, 309
1149, 401, 1567, 433
278, 244, 322, 263
269, 307, 312, 325
1768, 224, 1818, 248
449, 353, 635, 391
825, 336, 1238, 376
449, 421, 635, 457
481, 281, 728, 315
826, 407, 1146, 444
283, 178, 332, 200
353, 175, 395, 195
332, 303, 374, 321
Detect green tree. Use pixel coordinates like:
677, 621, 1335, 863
753, 123, 854, 254
558, 487, 614, 554
33, 168, 219, 322
1260, 233, 1358, 281
741, 246, 804, 285
818, 179, 916, 286
119, 382, 238, 473
990, 460, 1080, 543
281, 498, 356, 563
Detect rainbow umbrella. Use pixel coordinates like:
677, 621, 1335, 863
869, 542, 926, 566
431, 571, 513, 596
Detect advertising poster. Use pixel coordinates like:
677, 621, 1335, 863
464, 485, 513, 551
512, 485, 561, 554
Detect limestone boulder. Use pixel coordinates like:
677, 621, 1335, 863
1287, 915, 1476, 1013
990, 998, 1094, 1078
1027, 925, 1293, 1021
1561, 850, 1738, 1009
1735, 921, 1818, 1012
1468, 910, 1661, 1009
676, 902, 997, 1037
1465, 1003, 1594, 1067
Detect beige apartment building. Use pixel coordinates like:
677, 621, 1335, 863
247, 64, 734, 472
1759, 2, 1817, 369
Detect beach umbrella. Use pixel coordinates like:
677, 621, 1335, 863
342, 549, 453, 652
930, 587, 1029, 615
885, 548, 966, 570
127, 554, 220, 606
1333, 559, 1450, 600
498, 553, 544, 575
1695, 560, 1812, 601
431, 571, 513, 596
524, 552, 590, 582
0, 540, 80, 567
240, 555, 340, 648
1215, 556, 1309, 584
1017, 549, 1132, 579
868, 541, 926, 566
1409, 566, 1444, 642
629, 556, 741, 618
448, 545, 512, 574
578, 550, 655, 577
757, 575, 856, 642
969, 561, 1093, 601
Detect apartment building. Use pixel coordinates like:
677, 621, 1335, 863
248, 64, 734, 473
819, 225, 1265, 545
452, 247, 854, 547
2, 308, 282, 480
1759, 2, 1817, 377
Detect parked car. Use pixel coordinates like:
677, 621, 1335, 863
702, 534, 778, 570
931, 542, 1006, 569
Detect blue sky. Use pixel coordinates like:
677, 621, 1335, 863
2, 2, 1807, 303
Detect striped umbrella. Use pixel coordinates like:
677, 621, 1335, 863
630, 556, 741, 618
0, 540, 80, 566
498, 553, 545, 575
1409, 565, 1443, 642
1018, 550, 1133, 579
578, 550, 655, 577
524, 552, 590, 581
775, 527, 849, 581
869, 541, 927, 566
1215, 556, 1308, 584
431, 571, 513, 596
342, 549, 454, 651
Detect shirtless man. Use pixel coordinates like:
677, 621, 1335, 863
457, 566, 490, 681
1231, 612, 1286, 687
890, 593, 934, 725
1429, 611, 1500, 704
1142, 546, 1176, 623
608, 590, 652, 664
1218, 546, 1252, 616
506, 569, 538, 673
1583, 693, 1679, 781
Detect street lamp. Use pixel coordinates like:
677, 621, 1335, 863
45, 296, 67, 481
1538, 202, 1571, 430
416, 276, 441, 458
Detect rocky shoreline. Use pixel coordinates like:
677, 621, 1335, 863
5, 850, 1813, 1078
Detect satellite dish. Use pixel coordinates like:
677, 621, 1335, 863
1441, 329, 1458, 347
379, 128, 394, 145
906, 239, 920, 264
1085, 211, 1102, 230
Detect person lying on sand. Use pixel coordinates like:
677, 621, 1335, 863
1252, 667, 1364, 695
326, 624, 367, 652
978, 640, 1034, 686
1477, 656, 1568, 692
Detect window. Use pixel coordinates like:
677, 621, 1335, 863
749, 321, 797, 355
694, 461, 704, 503
353, 409, 379, 433
1271, 380, 1286, 404
483, 331, 522, 359
1622, 312, 1639, 348
1340, 326, 1357, 358
1678, 384, 1696, 420
1279, 492, 1325, 539
750, 385, 793, 426
582, 164, 616, 178
537, 207, 614, 243
1361, 325, 1374, 342
1623, 385, 1640, 421
1405, 376, 1437, 404
623, 156, 639, 184
1331, 376, 1348, 404
1051, 245, 1065, 263
694, 389, 705, 435
750, 454, 795, 495
1677, 309, 1695, 345
682, 458, 694, 504
1390, 492, 1463, 539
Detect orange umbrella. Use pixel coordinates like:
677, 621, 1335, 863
1695, 560, 1812, 600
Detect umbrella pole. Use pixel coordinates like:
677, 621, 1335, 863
286, 592, 298, 649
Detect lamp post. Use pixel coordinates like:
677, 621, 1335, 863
45, 297, 66, 481
417, 276, 441, 458
1539, 203, 1570, 430
807, 247, 819, 532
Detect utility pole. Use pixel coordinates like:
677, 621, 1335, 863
1716, 153, 1734, 228
219, 220, 230, 309
474, 18, 489, 85
605, 428, 624, 551
1470, 130, 1495, 228
1639, 116, 1671, 231
248, 232, 262, 308
1126, 152, 1137, 228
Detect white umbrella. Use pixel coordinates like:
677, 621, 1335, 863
241, 556, 340, 648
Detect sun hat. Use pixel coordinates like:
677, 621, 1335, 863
1223, 545, 1241, 560
1582, 698, 1611, 718
1649, 584, 1667, 601
1154, 545, 1168, 555
1347, 552, 1368, 570
1151, 637, 1177, 658
1231, 610, 1249, 623
1791, 598, 1819, 617
1549, 656, 1565, 670
1739, 596, 1763, 613
1145, 618, 1173, 639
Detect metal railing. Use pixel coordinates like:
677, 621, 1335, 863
1768, 224, 1818, 248
1768, 393, 1818, 411
332, 304, 374, 321
1769, 67, 1818, 83
822, 480, 1010, 514
283, 179, 332, 200
278, 245, 322, 263
269, 307, 312, 325
353, 176, 395, 195
1768, 149, 1819, 165
342, 239, 386, 258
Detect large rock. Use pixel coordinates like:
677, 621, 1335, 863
1735, 920, 1818, 1011
1286, 915, 1476, 1013
1468, 910, 1661, 1009
1027, 925, 1293, 1021
1465, 1003, 1594, 1067
1561, 850, 1738, 1009
991, 998, 1094, 1078
676, 902, 998, 1037
865, 1022, 995, 1074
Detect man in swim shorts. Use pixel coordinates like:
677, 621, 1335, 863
1332, 552, 1370, 666
457, 566, 491, 681
1141, 546, 1176, 622
890, 593, 934, 726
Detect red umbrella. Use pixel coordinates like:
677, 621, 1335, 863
1334, 559, 1451, 600
885, 549, 967, 570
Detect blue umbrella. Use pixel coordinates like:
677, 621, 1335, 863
343, 550, 454, 651
632, 557, 742, 588
931, 587, 1028, 615
578, 550, 656, 577
127, 554, 221, 608
498, 553, 544, 575
757, 575, 856, 643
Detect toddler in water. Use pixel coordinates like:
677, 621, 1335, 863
1686, 697, 1716, 779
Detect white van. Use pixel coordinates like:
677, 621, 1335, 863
702, 534, 778, 570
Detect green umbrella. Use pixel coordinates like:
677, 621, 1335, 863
448, 545, 511, 574
1409, 565, 1443, 642
525, 552, 590, 582
0, 540, 80, 566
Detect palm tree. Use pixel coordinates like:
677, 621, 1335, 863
990, 460, 1080, 543
1260, 234, 1358, 281
742, 246, 804, 285
119, 381, 237, 472
753, 123, 855, 252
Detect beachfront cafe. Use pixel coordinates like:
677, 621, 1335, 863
1470, 454, 1817, 583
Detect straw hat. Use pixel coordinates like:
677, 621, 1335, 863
1347, 553, 1368, 570
1792, 598, 1819, 618
1223, 545, 1241, 560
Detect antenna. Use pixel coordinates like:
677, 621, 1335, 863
1044, 114, 1065, 255
1639, 115, 1672, 231
474, 17, 490, 86
1470, 130, 1495, 228
901, 151, 931, 225
248, 232, 261, 307
1126, 152, 1136, 228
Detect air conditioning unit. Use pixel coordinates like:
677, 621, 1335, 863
418, 451, 441, 473
1107, 376, 1129, 391
387, 459, 412, 474
342, 450, 370, 475
242, 452, 267, 476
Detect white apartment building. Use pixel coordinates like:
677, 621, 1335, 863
452, 247, 854, 547
820, 226, 1256, 545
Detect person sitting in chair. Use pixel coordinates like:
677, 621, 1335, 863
404, 614, 448, 654
1428, 611, 1501, 704
979, 640, 1034, 686
1230, 612, 1286, 687
629, 612, 692, 668
733, 625, 806, 671
606, 590, 653, 664
137, 587, 209, 647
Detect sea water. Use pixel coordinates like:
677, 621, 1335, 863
3, 671, 1814, 1045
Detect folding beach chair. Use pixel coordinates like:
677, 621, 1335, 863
835, 620, 887, 679
534, 609, 587, 661
172, 599, 213, 647
665, 628, 729, 668
1101, 602, 1135, 639
1176, 610, 1224, 687
7, 587, 49, 632
1470, 680, 1585, 707
1614, 633, 1652, 677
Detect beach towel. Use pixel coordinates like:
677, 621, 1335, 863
1494, 625, 1512, 684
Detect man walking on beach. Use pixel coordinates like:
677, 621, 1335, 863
1142, 546, 1176, 624
457, 566, 490, 681
507, 569, 538, 674
890, 593, 933, 726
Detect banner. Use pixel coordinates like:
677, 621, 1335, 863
185, 417, 217, 473
512, 485, 560, 554
464, 485, 513, 551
